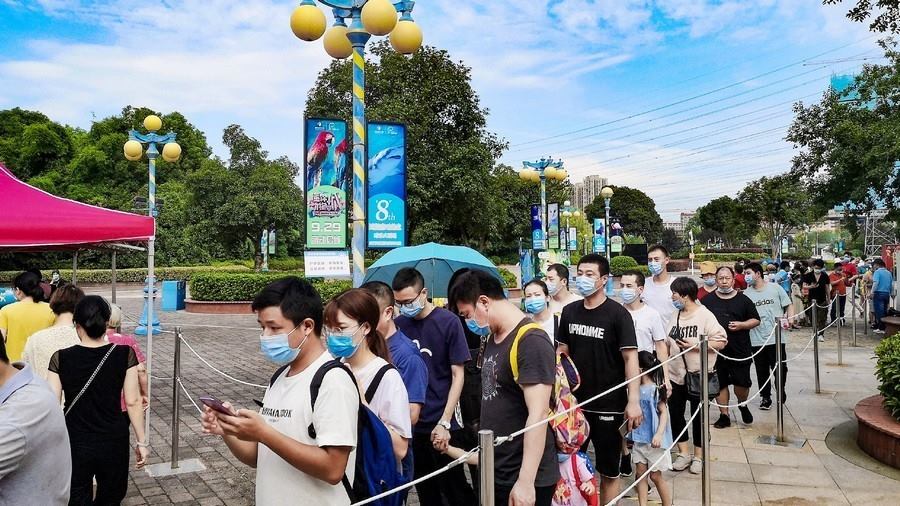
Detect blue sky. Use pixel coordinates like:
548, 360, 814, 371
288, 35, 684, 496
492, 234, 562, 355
0, 0, 881, 220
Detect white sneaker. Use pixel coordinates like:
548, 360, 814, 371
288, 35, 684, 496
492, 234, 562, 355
672, 453, 691, 471
817, 334, 825, 342
874, 329, 885, 334
690, 458, 702, 474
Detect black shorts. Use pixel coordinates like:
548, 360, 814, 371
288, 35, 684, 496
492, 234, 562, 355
716, 357, 752, 388
580, 412, 624, 479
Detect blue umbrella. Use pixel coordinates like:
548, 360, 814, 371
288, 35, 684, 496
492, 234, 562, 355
363, 242, 502, 297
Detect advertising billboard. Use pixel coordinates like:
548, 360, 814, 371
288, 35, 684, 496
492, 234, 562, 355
366, 122, 407, 249
548, 203, 560, 250
531, 204, 545, 250
304, 118, 348, 249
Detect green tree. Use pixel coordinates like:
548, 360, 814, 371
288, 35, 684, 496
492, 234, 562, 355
305, 41, 507, 248
824, 0, 900, 32
694, 196, 756, 247
0, 108, 73, 180
787, 40, 900, 211
737, 174, 817, 259
584, 186, 663, 244
188, 126, 304, 268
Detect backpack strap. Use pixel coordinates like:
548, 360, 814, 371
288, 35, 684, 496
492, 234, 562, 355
364, 363, 395, 404
509, 322, 543, 383
268, 364, 290, 388
553, 314, 559, 340
307, 359, 357, 501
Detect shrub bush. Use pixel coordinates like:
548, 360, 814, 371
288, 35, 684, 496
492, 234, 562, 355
0, 265, 252, 284
498, 267, 517, 288
188, 272, 351, 302
875, 332, 900, 420
609, 256, 639, 276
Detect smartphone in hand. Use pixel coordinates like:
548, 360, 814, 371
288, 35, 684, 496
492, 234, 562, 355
199, 396, 236, 416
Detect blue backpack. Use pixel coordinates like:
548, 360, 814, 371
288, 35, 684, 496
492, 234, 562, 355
306, 359, 411, 506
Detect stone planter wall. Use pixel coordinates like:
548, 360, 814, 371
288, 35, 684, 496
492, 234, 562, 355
185, 299, 252, 314
855, 395, 900, 469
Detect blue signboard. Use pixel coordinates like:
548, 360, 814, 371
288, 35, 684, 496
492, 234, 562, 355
531, 204, 545, 250
592, 218, 605, 253
366, 122, 407, 249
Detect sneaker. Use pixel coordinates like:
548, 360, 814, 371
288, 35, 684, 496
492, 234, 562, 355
672, 453, 692, 471
739, 405, 754, 424
760, 397, 772, 410
690, 458, 702, 474
874, 329, 885, 334
620, 452, 633, 476
714, 414, 731, 429
817, 334, 825, 342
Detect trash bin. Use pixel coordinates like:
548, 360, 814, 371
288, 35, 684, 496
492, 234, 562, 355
161, 280, 186, 311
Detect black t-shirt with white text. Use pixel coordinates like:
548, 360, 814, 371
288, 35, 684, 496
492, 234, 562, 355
557, 298, 637, 412
700, 292, 760, 359
803, 271, 829, 303
480, 318, 559, 487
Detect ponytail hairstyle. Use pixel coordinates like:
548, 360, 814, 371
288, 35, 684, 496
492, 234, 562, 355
13, 271, 44, 302
324, 288, 391, 363
638, 350, 668, 402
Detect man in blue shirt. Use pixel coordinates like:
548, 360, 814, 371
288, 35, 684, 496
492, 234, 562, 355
362, 281, 428, 425
871, 258, 894, 334
0, 338, 71, 505
393, 267, 474, 504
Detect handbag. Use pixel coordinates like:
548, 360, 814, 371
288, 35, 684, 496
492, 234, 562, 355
64, 344, 117, 417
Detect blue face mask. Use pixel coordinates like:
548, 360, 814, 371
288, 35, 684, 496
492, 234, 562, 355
648, 261, 664, 276
398, 296, 424, 318
325, 325, 364, 359
546, 281, 560, 296
575, 275, 599, 297
259, 325, 307, 365
620, 288, 638, 304
744, 273, 755, 285
466, 317, 490, 336
703, 277, 716, 287
524, 297, 547, 314
672, 299, 686, 311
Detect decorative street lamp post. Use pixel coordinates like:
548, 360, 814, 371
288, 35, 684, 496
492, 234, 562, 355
123, 113, 181, 445
290, 0, 422, 287
519, 157, 567, 250
600, 185, 615, 295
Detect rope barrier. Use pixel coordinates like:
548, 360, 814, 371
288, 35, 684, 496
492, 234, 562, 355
150, 374, 174, 381
605, 405, 703, 506
179, 336, 268, 389
495, 342, 701, 446
177, 378, 203, 415
712, 322, 777, 362
349, 448, 479, 506
784, 330, 821, 363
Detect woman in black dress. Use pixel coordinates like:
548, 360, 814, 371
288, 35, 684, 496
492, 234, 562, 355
47, 295, 148, 505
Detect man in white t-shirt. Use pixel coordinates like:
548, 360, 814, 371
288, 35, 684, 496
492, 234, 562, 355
546, 263, 582, 316
620, 270, 670, 393
642, 245, 675, 325
201, 278, 359, 506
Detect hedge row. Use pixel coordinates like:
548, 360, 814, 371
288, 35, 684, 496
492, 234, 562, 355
189, 272, 352, 302
0, 265, 252, 284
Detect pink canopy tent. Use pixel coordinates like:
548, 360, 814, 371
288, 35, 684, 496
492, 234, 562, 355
0, 163, 154, 249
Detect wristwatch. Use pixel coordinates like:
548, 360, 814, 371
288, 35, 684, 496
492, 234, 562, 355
437, 420, 451, 430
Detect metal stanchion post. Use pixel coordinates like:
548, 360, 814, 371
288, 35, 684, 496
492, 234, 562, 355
864, 296, 870, 336
837, 303, 843, 365
813, 304, 821, 394
171, 327, 182, 470
775, 323, 784, 442
700, 336, 711, 506
145, 327, 205, 477
479, 430, 494, 506
852, 288, 858, 347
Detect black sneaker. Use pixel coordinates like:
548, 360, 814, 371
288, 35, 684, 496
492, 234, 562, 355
760, 397, 772, 411
714, 414, 731, 429
739, 405, 754, 424
620, 453, 633, 476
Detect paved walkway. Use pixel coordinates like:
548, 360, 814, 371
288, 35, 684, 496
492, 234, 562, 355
89, 286, 900, 505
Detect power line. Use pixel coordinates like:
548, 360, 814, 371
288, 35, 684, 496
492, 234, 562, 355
510, 36, 877, 148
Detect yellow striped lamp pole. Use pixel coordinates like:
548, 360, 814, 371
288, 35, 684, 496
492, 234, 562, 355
291, 0, 422, 286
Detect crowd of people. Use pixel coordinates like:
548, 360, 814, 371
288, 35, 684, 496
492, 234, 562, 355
0, 248, 895, 506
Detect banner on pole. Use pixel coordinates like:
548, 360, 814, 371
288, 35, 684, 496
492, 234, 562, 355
548, 203, 560, 250
304, 118, 348, 249
568, 227, 577, 251
366, 122, 407, 249
592, 218, 605, 253
531, 204, 545, 250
